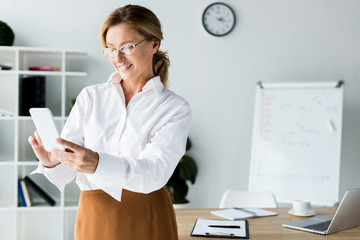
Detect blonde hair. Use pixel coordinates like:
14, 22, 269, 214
100, 5, 170, 86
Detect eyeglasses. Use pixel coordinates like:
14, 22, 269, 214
101, 39, 146, 58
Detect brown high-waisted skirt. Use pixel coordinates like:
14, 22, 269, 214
75, 187, 178, 240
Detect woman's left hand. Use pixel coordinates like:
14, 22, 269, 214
51, 138, 99, 174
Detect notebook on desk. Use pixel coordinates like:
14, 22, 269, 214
211, 208, 277, 220
282, 188, 360, 234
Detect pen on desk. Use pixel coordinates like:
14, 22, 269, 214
208, 225, 241, 228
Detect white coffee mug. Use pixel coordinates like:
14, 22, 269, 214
292, 200, 311, 214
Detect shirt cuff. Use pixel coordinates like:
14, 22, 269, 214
87, 152, 129, 201
31, 163, 76, 192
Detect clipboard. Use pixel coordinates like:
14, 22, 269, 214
191, 218, 249, 238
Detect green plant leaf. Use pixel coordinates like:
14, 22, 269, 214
186, 137, 192, 151
166, 164, 180, 187
0, 20, 15, 46
179, 155, 198, 184
165, 136, 197, 203
171, 178, 188, 203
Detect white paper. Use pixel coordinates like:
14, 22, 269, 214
211, 208, 277, 220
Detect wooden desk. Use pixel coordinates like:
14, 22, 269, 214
175, 208, 360, 239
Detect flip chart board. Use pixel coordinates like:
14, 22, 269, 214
249, 82, 344, 206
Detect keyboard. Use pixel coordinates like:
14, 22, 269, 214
305, 220, 332, 231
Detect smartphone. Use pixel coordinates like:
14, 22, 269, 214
29, 108, 65, 151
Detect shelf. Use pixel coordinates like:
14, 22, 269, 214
17, 210, 62, 240
18, 116, 65, 121
0, 210, 16, 240
0, 120, 15, 162
0, 70, 87, 77
0, 116, 15, 120
0, 46, 86, 240
1, 70, 87, 77
65, 72, 87, 77
18, 70, 87, 77
16, 162, 38, 166
0, 201, 15, 208
0, 46, 16, 51
0, 161, 15, 165
0, 70, 15, 75
17, 203, 62, 210
19, 70, 63, 76
0, 48, 16, 74
0, 207, 16, 211
18, 166, 61, 207
64, 210, 77, 240
0, 165, 16, 207
64, 180, 80, 207
17, 119, 63, 163
11, 205, 79, 211
64, 205, 79, 210
18, 120, 38, 162
10, 46, 86, 53
0, 74, 17, 113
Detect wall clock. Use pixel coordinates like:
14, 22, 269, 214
202, 2, 236, 37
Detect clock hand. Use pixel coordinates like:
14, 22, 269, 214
217, 17, 226, 22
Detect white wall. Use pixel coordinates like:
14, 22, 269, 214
1, 0, 360, 208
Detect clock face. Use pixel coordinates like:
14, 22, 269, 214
202, 2, 236, 37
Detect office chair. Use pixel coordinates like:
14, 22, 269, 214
219, 189, 278, 208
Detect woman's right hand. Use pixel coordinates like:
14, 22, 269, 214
28, 130, 60, 168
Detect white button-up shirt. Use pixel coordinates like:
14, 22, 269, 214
33, 72, 192, 201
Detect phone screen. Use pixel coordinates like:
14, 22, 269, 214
29, 108, 64, 151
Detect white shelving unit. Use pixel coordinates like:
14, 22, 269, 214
0, 46, 87, 240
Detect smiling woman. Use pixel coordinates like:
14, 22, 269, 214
28, 4, 191, 240
100, 5, 170, 87
102, 23, 157, 97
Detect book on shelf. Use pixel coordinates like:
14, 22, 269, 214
28, 66, 60, 71
24, 176, 56, 206
19, 76, 46, 116
0, 64, 12, 70
20, 179, 32, 207
18, 180, 26, 207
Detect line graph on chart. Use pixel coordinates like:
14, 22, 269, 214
250, 83, 343, 204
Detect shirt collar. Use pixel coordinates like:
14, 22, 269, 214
108, 71, 121, 84
142, 76, 164, 97
108, 72, 164, 97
